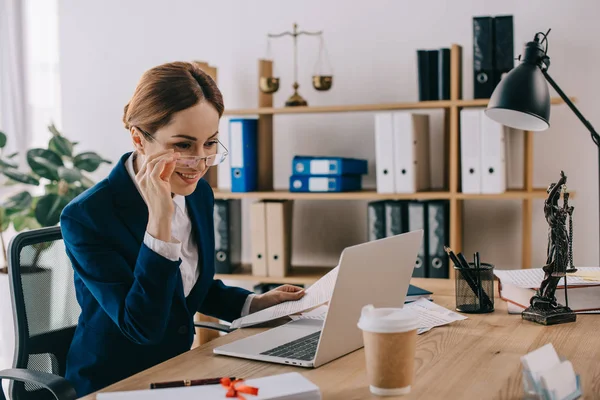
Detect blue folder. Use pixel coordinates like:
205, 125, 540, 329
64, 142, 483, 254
289, 175, 362, 192
229, 118, 258, 192
292, 156, 368, 176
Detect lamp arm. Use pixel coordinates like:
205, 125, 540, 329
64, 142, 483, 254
542, 70, 600, 147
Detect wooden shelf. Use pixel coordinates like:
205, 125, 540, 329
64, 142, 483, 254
213, 189, 452, 201
222, 97, 572, 116
215, 264, 334, 285
213, 189, 574, 201
456, 97, 574, 108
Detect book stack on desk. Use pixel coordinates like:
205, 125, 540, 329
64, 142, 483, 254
494, 268, 600, 314
289, 155, 367, 192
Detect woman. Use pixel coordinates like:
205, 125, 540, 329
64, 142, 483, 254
60, 61, 305, 397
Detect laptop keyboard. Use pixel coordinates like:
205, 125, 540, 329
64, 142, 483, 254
260, 331, 321, 361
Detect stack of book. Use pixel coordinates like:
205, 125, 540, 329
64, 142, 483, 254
494, 268, 600, 314
289, 156, 368, 192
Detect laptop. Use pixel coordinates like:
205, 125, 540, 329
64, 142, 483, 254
213, 229, 423, 368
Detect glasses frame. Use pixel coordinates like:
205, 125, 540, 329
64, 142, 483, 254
134, 126, 229, 168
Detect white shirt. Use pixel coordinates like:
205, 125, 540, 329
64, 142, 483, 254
125, 153, 254, 315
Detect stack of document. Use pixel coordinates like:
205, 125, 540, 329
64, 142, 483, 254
494, 267, 600, 314
97, 372, 321, 400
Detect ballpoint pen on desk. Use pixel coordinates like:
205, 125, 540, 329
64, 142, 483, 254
150, 377, 236, 389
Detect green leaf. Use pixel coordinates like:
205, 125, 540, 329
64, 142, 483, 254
27, 149, 63, 180
12, 213, 41, 231
0, 131, 7, 149
73, 152, 112, 172
45, 183, 59, 195
7, 152, 18, 159
1, 191, 32, 215
35, 193, 69, 227
58, 166, 83, 183
49, 136, 73, 158
0, 209, 10, 232
0, 157, 18, 169
1, 169, 40, 185
48, 123, 61, 137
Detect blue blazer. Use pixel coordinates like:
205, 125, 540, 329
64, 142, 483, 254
60, 152, 251, 397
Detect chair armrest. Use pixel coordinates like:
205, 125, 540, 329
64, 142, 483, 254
0, 368, 76, 400
193, 321, 234, 333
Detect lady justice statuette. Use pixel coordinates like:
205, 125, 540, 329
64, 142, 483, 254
522, 170, 577, 325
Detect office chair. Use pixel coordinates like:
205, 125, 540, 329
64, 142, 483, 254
0, 226, 233, 400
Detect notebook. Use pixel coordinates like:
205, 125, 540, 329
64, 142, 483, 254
406, 284, 433, 302
96, 372, 321, 400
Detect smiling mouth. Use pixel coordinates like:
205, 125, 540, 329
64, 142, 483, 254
175, 171, 201, 184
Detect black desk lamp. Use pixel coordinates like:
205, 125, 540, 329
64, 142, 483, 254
485, 29, 595, 325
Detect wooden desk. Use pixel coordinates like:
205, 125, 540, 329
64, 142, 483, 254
80, 278, 600, 399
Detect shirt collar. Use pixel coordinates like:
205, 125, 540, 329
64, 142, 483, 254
125, 152, 186, 212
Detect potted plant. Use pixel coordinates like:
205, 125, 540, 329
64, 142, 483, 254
0, 124, 111, 339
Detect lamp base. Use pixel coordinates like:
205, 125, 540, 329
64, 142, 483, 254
522, 302, 576, 326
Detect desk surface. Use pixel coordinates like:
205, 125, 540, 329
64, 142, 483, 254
80, 278, 600, 399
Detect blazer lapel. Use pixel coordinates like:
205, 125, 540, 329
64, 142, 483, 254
184, 188, 211, 312
108, 152, 149, 246
108, 152, 187, 305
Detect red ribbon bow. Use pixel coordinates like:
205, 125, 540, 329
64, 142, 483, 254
220, 377, 259, 400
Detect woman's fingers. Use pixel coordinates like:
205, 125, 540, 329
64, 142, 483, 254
137, 149, 173, 177
278, 290, 305, 302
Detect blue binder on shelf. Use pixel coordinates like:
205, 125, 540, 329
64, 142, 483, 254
292, 156, 368, 176
229, 118, 258, 192
289, 175, 362, 192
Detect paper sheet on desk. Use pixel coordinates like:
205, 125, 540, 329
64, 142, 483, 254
231, 267, 339, 329
404, 298, 467, 334
287, 299, 466, 335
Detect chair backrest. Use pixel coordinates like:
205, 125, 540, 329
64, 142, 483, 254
7, 226, 80, 400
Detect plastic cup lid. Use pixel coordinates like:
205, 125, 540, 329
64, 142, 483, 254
357, 304, 419, 333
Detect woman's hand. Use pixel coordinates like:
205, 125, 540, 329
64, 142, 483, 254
249, 285, 306, 314
136, 149, 180, 242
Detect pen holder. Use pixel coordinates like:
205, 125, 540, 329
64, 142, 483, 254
454, 262, 494, 314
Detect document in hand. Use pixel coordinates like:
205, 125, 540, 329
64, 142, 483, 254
231, 267, 339, 329
96, 372, 321, 400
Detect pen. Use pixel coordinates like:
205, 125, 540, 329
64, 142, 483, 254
150, 377, 236, 389
457, 252, 471, 269
444, 245, 463, 268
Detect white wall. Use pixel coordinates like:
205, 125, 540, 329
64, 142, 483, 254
57, 0, 600, 270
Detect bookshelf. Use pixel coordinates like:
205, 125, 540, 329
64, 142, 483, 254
202, 43, 573, 284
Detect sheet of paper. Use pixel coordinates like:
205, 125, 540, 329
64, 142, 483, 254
540, 360, 578, 400
231, 267, 339, 329
521, 343, 560, 378
404, 298, 467, 334
289, 305, 329, 321
494, 267, 600, 289
570, 269, 600, 282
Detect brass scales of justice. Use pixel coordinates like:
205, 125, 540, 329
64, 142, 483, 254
259, 23, 334, 107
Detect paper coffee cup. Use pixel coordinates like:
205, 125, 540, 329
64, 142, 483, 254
357, 305, 419, 396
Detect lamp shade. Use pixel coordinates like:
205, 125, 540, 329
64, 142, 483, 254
485, 57, 551, 131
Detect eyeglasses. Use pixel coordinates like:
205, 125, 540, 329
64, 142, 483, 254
134, 126, 229, 169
